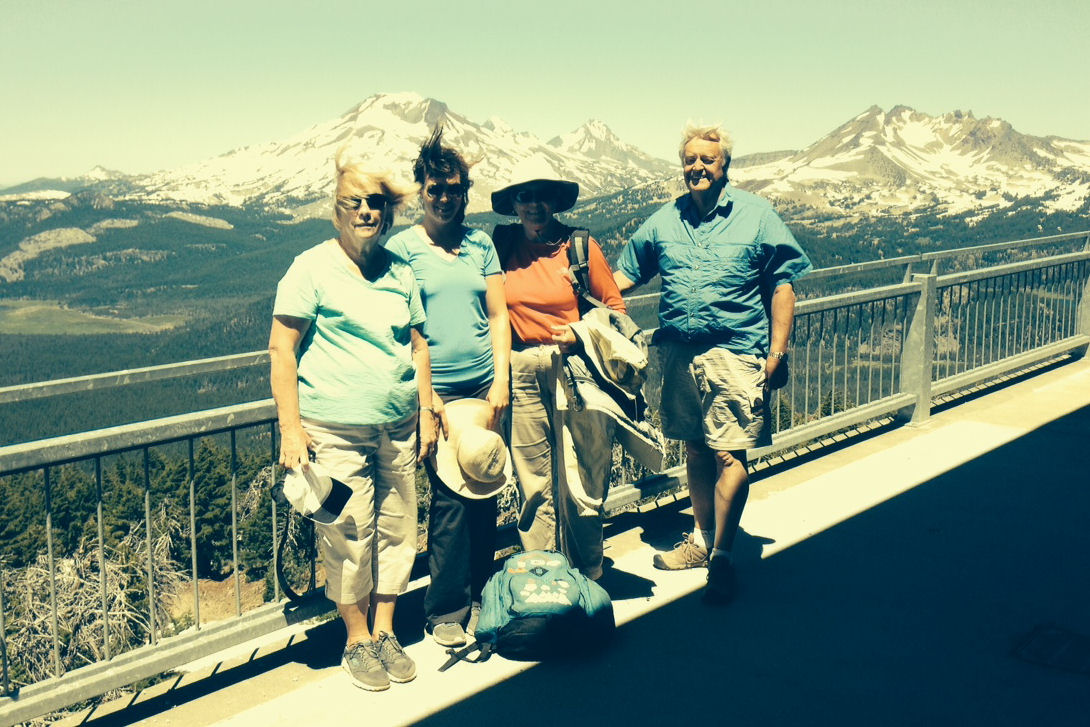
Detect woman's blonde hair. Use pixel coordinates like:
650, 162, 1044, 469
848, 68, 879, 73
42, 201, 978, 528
332, 147, 418, 233
678, 122, 733, 167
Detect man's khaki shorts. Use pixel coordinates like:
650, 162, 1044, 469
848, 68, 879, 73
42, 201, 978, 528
660, 342, 771, 451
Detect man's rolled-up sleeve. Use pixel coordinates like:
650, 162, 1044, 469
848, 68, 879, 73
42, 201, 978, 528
759, 209, 812, 288
617, 221, 659, 287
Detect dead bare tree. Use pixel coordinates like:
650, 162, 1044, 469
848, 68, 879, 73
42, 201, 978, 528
2, 504, 185, 689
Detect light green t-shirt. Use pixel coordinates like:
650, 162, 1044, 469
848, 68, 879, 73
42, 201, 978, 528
273, 239, 426, 426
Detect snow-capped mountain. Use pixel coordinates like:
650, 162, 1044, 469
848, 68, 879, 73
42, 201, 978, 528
8, 99, 1087, 223
733, 105, 1090, 218
0, 166, 133, 199
135, 92, 676, 214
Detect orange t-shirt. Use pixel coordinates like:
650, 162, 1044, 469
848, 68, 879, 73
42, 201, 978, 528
499, 225, 626, 346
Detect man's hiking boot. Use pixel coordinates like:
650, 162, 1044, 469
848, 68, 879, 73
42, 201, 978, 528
342, 641, 389, 691
376, 631, 417, 683
432, 622, 467, 647
703, 556, 737, 605
652, 532, 708, 570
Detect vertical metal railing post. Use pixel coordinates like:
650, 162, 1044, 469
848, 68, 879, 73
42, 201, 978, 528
231, 431, 242, 617
45, 468, 61, 677
144, 449, 156, 646
0, 566, 9, 695
898, 275, 936, 423
270, 424, 281, 602
188, 440, 200, 628
95, 458, 110, 660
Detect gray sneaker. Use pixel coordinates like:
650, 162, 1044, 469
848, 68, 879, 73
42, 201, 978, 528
432, 621, 467, 647
342, 641, 389, 691
376, 631, 416, 683
652, 532, 709, 570
466, 603, 481, 637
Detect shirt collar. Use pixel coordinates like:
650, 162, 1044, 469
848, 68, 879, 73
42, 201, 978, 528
680, 183, 734, 223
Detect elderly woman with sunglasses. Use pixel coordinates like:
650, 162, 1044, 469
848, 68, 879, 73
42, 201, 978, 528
385, 126, 510, 647
490, 167, 626, 580
269, 152, 437, 692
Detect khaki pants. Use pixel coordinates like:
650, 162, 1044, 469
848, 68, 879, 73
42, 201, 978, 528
509, 346, 616, 579
302, 416, 418, 604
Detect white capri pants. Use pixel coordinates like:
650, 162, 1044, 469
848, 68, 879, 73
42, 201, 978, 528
302, 415, 418, 604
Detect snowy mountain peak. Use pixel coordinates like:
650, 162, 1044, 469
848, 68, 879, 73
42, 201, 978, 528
734, 105, 1090, 217
135, 93, 675, 213
82, 165, 127, 181
548, 119, 623, 151
482, 116, 514, 134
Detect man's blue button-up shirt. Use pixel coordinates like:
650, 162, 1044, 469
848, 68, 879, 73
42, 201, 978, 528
617, 184, 812, 356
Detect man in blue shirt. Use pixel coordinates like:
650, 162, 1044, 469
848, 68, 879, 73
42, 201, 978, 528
615, 123, 811, 604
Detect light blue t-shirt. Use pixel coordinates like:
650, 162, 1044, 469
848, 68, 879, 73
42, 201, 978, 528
385, 226, 500, 394
273, 239, 426, 425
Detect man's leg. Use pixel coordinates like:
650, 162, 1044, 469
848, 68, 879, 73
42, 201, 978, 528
652, 439, 717, 570
704, 448, 747, 605
711, 449, 748, 553
686, 440, 717, 535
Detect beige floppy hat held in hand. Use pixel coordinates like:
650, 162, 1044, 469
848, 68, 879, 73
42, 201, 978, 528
431, 398, 512, 499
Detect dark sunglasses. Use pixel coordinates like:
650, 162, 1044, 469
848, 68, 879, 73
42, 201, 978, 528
336, 194, 387, 211
513, 188, 554, 205
425, 183, 466, 200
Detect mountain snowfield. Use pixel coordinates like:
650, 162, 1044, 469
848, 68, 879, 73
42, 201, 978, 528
732, 105, 1090, 219
5, 94, 1089, 220
136, 92, 676, 214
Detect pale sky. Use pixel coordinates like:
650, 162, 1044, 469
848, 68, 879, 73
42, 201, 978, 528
1, 0, 1087, 186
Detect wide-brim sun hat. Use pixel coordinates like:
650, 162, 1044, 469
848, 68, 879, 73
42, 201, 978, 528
431, 398, 512, 499
491, 157, 579, 217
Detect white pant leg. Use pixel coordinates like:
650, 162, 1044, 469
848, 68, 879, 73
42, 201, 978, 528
372, 415, 419, 595
509, 346, 558, 551
303, 419, 378, 605
559, 405, 616, 579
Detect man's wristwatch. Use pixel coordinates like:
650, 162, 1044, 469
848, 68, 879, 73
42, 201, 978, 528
769, 351, 788, 360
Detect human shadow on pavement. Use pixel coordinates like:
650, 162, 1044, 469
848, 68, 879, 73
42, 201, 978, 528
417, 404, 1090, 727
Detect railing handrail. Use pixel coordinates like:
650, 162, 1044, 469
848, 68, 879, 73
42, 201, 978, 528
935, 250, 1090, 287
803, 230, 1089, 281
1, 230, 1087, 408
0, 400, 276, 475
0, 351, 271, 406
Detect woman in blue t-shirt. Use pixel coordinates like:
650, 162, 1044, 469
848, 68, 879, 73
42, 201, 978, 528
269, 153, 437, 691
386, 126, 510, 648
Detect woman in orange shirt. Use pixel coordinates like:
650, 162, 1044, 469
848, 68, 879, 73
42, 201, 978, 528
491, 171, 626, 580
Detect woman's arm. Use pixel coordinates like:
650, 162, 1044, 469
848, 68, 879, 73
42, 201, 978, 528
411, 326, 439, 463
484, 273, 511, 428
269, 315, 312, 470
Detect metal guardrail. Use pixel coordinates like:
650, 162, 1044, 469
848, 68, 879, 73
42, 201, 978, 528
1, 233, 1089, 726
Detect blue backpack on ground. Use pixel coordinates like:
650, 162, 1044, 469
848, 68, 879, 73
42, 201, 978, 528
439, 550, 614, 668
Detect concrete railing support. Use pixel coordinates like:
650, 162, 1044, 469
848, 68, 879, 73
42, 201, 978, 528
898, 274, 937, 423
1076, 241, 1090, 359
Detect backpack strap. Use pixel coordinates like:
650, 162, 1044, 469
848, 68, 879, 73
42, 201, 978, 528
491, 224, 516, 268
566, 229, 607, 312
437, 641, 493, 672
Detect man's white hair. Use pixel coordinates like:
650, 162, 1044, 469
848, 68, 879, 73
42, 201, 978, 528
678, 122, 733, 166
